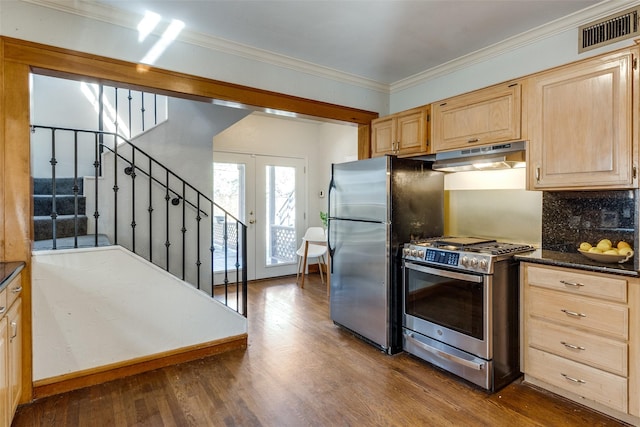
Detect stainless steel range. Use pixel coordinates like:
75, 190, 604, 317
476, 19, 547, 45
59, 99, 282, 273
401, 236, 534, 392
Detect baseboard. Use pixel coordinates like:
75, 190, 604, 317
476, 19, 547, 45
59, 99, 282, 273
32, 334, 247, 400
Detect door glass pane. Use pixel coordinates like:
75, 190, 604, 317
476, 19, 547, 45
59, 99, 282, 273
265, 165, 296, 265
213, 162, 245, 272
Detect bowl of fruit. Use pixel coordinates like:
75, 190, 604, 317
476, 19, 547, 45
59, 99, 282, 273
578, 239, 634, 264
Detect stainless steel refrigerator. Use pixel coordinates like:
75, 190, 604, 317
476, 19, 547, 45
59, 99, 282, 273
328, 155, 444, 354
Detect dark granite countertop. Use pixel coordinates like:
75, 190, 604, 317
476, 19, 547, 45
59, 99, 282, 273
0, 262, 25, 289
515, 249, 639, 277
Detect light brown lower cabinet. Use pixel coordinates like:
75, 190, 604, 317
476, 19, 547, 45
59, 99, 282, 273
0, 317, 8, 427
521, 263, 639, 425
7, 298, 21, 419
0, 274, 22, 427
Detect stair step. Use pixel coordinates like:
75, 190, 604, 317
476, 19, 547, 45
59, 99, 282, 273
33, 215, 88, 241
33, 177, 84, 195
34, 195, 86, 216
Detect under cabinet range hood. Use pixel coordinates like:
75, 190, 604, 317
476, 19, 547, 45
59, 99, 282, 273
432, 141, 527, 172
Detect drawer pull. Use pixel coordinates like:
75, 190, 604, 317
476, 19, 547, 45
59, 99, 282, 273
561, 309, 586, 318
560, 280, 584, 288
561, 373, 586, 384
467, 138, 479, 143
11, 286, 22, 294
0, 307, 5, 315
560, 341, 585, 351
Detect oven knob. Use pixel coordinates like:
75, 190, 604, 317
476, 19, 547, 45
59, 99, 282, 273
461, 256, 469, 266
411, 249, 419, 257
417, 250, 425, 259
470, 258, 479, 268
403, 248, 411, 257
479, 259, 488, 271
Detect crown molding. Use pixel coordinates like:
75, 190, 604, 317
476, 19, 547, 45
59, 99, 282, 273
20, 0, 390, 94
21, 0, 637, 97
390, 0, 640, 93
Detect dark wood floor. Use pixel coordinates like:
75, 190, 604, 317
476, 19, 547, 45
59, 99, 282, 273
14, 275, 628, 426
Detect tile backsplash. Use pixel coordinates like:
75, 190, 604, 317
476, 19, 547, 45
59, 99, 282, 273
542, 190, 638, 254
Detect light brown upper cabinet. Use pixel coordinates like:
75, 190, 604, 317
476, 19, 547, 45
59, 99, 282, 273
371, 106, 429, 157
431, 82, 521, 152
527, 47, 638, 190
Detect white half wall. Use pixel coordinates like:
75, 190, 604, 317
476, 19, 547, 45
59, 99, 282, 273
31, 246, 247, 381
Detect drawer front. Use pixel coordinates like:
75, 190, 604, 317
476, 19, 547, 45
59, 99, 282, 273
528, 318, 627, 376
5, 275, 22, 309
527, 347, 627, 412
529, 288, 628, 339
526, 265, 627, 302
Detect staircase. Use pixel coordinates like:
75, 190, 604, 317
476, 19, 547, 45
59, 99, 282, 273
33, 177, 109, 250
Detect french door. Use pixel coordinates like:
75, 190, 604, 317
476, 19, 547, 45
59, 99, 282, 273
213, 152, 305, 281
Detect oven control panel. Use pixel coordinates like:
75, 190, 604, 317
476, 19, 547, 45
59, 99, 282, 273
403, 245, 493, 273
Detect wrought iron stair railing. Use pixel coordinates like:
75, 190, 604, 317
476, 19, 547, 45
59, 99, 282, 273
30, 125, 247, 317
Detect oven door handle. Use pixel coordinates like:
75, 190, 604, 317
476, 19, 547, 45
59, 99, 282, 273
405, 333, 485, 371
404, 262, 483, 283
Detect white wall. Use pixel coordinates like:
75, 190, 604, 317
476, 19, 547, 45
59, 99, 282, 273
131, 97, 251, 197
31, 246, 247, 381
213, 113, 358, 230
444, 169, 542, 246
30, 75, 171, 178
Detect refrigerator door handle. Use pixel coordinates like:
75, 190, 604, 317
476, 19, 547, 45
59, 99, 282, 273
327, 171, 335, 264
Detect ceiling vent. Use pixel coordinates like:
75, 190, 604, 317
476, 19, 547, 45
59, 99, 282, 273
579, 6, 640, 53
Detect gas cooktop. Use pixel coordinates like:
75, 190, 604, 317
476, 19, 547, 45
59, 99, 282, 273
403, 236, 535, 274
410, 236, 535, 255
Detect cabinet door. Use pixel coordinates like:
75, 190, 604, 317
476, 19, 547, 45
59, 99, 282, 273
0, 318, 7, 427
396, 109, 428, 155
527, 49, 637, 190
371, 116, 395, 157
432, 83, 521, 152
7, 298, 20, 417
